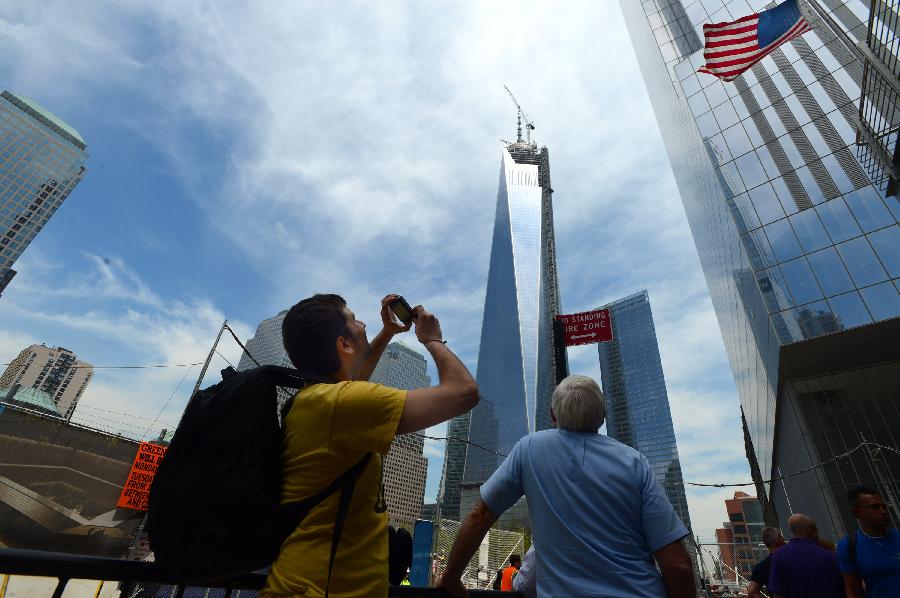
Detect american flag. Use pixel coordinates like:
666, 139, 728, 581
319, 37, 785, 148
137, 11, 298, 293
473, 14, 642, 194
698, 0, 812, 82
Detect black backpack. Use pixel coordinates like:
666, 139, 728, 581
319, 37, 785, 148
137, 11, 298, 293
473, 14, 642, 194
146, 364, 370, 588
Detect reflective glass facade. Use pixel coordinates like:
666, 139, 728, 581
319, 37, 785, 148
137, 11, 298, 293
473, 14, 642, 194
369, 341, 431, 530
462, 145, 563, 486
0, 91, 87, 296
597, 290, 693, 532
438, 411, 470, 521
621, 0, 900, 538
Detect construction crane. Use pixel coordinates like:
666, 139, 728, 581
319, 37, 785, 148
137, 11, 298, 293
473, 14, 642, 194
504, 85, 535, 145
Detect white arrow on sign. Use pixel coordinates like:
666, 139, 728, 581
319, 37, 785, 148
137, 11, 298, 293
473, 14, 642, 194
571, 333, 597, 340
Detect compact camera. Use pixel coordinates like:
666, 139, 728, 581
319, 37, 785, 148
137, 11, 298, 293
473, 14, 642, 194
388, 296, 416, 325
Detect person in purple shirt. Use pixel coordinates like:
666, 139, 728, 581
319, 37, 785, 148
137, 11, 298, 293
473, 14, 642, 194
768, 513, 845, 598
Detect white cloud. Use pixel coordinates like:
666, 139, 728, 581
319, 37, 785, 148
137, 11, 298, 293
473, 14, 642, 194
0, 251, 250, 441
0, 0, 755, 540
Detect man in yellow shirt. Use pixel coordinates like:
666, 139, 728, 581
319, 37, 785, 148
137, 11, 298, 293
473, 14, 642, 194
263, 293, 478, 597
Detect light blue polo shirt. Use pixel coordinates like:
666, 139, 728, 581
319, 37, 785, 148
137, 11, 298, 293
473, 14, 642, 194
480, 429, 689, 598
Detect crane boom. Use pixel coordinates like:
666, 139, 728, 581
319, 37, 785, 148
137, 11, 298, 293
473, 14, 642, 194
504, 85, 536, 145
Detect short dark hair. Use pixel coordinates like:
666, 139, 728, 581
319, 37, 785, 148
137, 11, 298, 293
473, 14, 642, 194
847, 485, 881, 507
761, 527, 783, 547
282, 294, 349, 377
510, 554, 521, 565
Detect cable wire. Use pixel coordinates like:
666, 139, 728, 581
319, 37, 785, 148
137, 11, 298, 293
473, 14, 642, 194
139, 365, 193, 441
224, 323, 260, 367
1, 361, 203, 370
215, 349, 235, 369
414, 433, 900, 489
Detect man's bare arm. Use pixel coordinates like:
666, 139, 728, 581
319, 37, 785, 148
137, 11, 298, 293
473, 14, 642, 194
653, 539, 696, 598
355, 327, 394, 381
396, 307, 478, 434
437, 500, 500, 597
843, 572, 865, 598
356, 294, 412, 381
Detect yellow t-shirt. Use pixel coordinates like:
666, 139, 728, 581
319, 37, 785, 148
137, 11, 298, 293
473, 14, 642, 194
262, 381, 407, 598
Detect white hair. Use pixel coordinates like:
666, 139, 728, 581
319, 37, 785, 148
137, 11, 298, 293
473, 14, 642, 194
551, 375, 606, 432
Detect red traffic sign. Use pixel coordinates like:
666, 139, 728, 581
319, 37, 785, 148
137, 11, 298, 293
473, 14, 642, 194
556, 309, 613, 346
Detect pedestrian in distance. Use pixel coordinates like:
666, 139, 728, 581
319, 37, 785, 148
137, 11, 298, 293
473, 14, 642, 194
747, 527, 786, 598
436, 375, 695, 597
838, 485, 900, 598
767, 513, 845, 598
500, 553, 521, 591
261, 293, 479, 598
492, 568, 503, 591
511, 547, 537, 598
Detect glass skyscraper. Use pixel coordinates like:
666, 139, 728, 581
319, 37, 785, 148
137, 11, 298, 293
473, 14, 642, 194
621, 0, 900, 539
0, 91, 87, 297
597, 290, 693, 532
369, 341, 431, 530
460, 137, 565, 491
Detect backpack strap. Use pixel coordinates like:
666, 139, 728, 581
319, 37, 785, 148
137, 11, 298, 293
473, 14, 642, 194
278, 453, 373, 597
848, 530, 857, 567
325, 454, 371, 598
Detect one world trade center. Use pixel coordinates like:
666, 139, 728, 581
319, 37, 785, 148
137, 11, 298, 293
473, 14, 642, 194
461, 119, 567, 498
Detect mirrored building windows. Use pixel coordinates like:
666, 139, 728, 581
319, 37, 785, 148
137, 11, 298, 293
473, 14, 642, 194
622, 0, 900, 539
460, 143, 563, 489
597, 290, 693, 532
0, 91, 87, 297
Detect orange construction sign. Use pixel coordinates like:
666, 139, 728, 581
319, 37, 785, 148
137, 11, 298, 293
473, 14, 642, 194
116, 442, 167, 510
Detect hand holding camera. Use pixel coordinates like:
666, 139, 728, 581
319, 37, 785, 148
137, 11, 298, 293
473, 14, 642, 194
386, 295, 443, 345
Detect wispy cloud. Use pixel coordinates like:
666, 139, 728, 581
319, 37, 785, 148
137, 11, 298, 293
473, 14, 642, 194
0, 250, 251, 440
0, 1, 753, 539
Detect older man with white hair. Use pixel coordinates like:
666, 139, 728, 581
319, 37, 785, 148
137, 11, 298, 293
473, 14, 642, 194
437, 375, 694, 597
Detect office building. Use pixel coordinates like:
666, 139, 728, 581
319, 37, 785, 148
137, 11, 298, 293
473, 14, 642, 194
714, 492, 767, 583
369, 341, 431, 531
236, 309, 291, 372
0, 91, 87, 296
620, 0, 900, 539
236, 310, 295, 409
0, 344, 93, 421
437, 412, 470, 521
459, 125, 567, 502
597, 290, 693, 532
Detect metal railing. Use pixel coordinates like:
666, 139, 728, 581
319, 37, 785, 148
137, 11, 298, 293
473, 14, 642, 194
856, 0, 900, 195
0, 548, 521, 598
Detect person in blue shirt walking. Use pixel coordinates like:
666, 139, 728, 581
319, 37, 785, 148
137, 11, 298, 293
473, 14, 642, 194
436, 375, 695, 597
837, 486, 900, 597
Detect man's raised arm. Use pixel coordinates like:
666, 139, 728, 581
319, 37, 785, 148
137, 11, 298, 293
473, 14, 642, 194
396, 305, 478, 435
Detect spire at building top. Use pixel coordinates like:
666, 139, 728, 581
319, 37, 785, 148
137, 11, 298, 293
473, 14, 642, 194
504, 85, 536, 148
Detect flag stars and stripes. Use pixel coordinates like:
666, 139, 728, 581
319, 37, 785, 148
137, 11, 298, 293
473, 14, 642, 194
698, 0, 812, 82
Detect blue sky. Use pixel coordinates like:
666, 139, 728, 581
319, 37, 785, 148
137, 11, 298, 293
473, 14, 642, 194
0, 1, 752, 540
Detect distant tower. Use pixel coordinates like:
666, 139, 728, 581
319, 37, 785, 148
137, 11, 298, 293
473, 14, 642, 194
0, 91, 88, 297
237, 310, 291, 371
236, 310, 294, 409
369, 341, 431, 531
714, 492, 767, 583
596, 290, 693, 532
455, 96, 566, 512
0, 344, 93, 420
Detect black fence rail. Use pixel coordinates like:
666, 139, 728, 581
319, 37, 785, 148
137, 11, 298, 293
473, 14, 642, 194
0, 548, 522, 598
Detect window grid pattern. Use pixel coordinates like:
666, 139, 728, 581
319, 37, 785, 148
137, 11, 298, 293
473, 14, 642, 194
463, 146, 561, 487
597, 291, 693, 532
668, 1, 900, 343
622, 0, 899, 509
0, 93, 87, 279
0, 344, 93, 422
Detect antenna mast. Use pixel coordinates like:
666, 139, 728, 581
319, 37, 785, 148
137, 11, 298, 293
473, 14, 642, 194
504, 85, 536, 146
